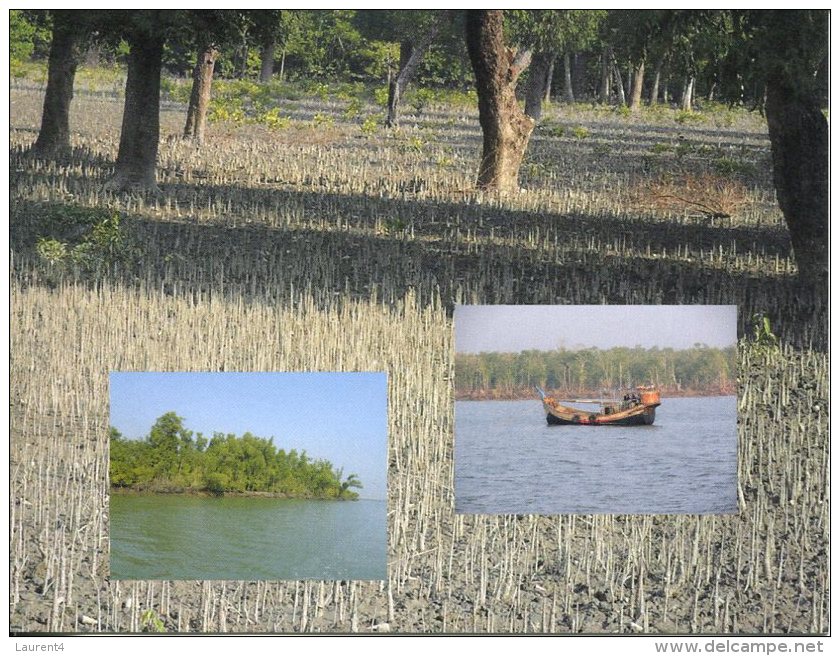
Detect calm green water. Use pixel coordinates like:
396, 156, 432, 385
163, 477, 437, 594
110, 495, 386, 580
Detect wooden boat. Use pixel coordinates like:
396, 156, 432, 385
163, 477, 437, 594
536, 386, 661, 426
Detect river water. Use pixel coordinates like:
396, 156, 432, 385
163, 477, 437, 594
110, 496, 386, 580
455, 396, 737, 515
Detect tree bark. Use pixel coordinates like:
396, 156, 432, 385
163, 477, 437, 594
385, 20, 441, 128
33, 13, 80, 158
598, 46, 611, 104
544, 57, 554, 103
386, 41, 413, 127
524, 51, 551, 122
680, 76, 694, 111
707, 81, 716, 102
562, 52, 574, 103
628, 59, 645, 112
613, 63, 627, 106
765, 75, 828, 290
649, 57, 663, 105
259, 37, 275, 83
104, 34, 164, 193
183, 44, 218, 144
466, 10, 535, 193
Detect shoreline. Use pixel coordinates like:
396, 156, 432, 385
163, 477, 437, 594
454, 387, 736, 402
110, 487, 359, 500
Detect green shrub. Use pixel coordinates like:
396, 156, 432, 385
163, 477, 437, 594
572, 126, 590, 139
36, 238, 68, 265
713, 157, 757, 177
675, 109, 705, 124
361, 114, 380, 135
257, 107, 291, 130
343, 97, 364, 119
140, 610, 166, 633
35, 206, 134, 274
160, 77, 192, 104
409, 88, 437, 114
542, 123, 565, 138
313, 113, 335, 128
675, 140, 695, 158
204, 472, 229, 496
373, 86, 389, 107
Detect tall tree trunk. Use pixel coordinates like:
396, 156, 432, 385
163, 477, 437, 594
386, 20, 441, 128
183, 44, 218, 145
680, 76, 694, 111
386, 41, 413, 127
598, 46, 611, 104
466, 10, 535, 192
259, 37, 275, 83
649, 57, 663, 105
279, 49, 286, 82
524, 51, 551, 121
613, 63, 627, 106
32, 13, 79, 158
544, 57, 554, 103
572, 53, 587, 100
104, 35, 163, 193
628, 59, 645, 112
765, 75, 828, 290
562, 52, 574, 103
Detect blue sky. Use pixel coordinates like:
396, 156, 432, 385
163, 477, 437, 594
455, 305, 737, 353
109, 372, 388, 500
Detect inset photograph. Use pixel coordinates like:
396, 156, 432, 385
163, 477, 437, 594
109, 372, 387, 580
454, 305, 738, 515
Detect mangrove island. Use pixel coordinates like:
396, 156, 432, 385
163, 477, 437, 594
110, 412, 363, 499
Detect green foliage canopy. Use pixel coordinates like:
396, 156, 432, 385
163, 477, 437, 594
110, 413, 362, 499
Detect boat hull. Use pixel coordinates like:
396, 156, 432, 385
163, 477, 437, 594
542, 398, 658, 426
545, 406, 656, 426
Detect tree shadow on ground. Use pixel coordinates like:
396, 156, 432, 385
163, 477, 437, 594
10, 179, 826, 351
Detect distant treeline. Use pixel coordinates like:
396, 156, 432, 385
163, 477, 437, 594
455, 345, 736, 399
110, 412, 362, 499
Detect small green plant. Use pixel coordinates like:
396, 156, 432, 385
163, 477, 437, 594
35, 207, 133, 274
571, 126, 590, 139
360, 114, 380, 136
310, 82, 330, 101
675, 109, 705, 124
407, 135, 425, 153
258, 107, 291, 130
650, 143, 672, 154
713, 157, 757, 177
159, 77, 192, 104
35, 237, 68, 265
373, 86, 389, 107
409, 88, 436, 115
312, 113, 335, 128
383, 216, 407, 233
343, 97, 364, 120
675, 140, 695, 159
208, 97, 246, 124
542, 123, 565, 138
140, 609, 166, 633
615, 105, 631, 118
751, 313, 779, 348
